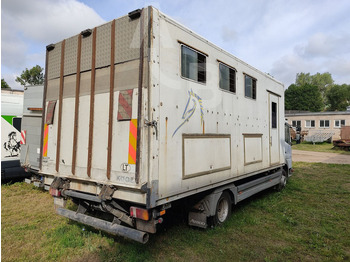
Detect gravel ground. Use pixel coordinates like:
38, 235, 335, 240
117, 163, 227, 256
292, 150, 350, 164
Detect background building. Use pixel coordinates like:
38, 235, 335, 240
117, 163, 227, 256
285, 108, 350, 141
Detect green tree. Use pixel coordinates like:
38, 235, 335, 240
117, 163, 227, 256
326, 84, 350, 111
311, 72, 334, 96
15, 65, 44, 86
295, 73, 312, 86
285, 83, 324, 112
1, 78, 10, 89
295, 72, 334, 104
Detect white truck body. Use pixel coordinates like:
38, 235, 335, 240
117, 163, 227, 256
1, 90, 28, 181
41, 7, 289, 243
20, 85, 44, 173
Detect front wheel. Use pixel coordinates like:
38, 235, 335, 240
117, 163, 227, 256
211, 191, 232, 227
276, 169, 288, 191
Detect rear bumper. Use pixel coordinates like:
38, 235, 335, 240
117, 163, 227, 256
56, 208, 149, 244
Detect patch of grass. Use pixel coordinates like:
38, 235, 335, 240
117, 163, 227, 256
292, 141, 350, 154
2, 163, 350, 261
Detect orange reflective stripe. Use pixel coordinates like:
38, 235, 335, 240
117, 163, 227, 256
128, 119, 137, 164
43, 124, 48, 157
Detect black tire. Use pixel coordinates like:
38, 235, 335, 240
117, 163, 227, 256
276, 169, 288, 191
211, 191, 232, 227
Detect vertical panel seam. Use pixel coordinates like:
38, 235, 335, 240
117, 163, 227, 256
56, 40, 66, 172
87, 28, 97, 177
107, 20, 116, 180
71, 34, 82, 175
40, 49, 49, 170
135, 9, 145, 184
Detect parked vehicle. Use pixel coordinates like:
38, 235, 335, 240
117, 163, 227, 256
20, 85, 45, 186
1, 90, 27, 181
41, 6, 292, 243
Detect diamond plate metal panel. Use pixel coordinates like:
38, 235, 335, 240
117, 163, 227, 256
47, 42, 62, 80
115, 16, 140, 63
96, 22, 111, 68
81, 31, 93, 72
64, 36, 78, 76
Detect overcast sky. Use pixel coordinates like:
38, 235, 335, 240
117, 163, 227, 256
2, 0, 350, 90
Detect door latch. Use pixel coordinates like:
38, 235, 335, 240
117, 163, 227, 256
145, 119, 158, 140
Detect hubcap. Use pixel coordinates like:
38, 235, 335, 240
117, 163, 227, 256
281, 175, 287, 187
217, 198, 229, 223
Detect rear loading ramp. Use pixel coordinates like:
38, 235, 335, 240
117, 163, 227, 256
41, 8, 151, 204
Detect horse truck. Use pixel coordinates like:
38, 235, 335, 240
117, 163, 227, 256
40, 6, 292, 243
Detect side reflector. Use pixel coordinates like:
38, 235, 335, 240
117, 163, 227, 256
49, 188, 61, 197
20, 130, 26, 145
160, 210, 166, 216
130, 206, 149, 221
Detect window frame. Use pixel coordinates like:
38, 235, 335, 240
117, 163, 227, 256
218, 61, 236, 94
244, 73, 257, 100
305, 120, 315, 128
180, 43, 207, 84
320, 120, 330, 128
334, 119, 346, 128
292, 120, 301, 127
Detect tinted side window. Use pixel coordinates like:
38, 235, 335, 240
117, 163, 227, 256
272, 102, 277, 128
181, 45, 206, 83
219, 63, 236, 93
244, 74, 256, 99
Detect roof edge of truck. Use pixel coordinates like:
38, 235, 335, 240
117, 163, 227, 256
154, 6, 284, 87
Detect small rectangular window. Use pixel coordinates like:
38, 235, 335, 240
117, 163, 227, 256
272, 102, 277, 128
320, 120, 329, 128
335, 119, 346, 128
292, 120, 301, 127
219, 63, 236, 93
305, 120, 315, 128
181, 45, 206, 83
244, 74, 256, 99
285, 123, 291, 144
12, 117, 22, 132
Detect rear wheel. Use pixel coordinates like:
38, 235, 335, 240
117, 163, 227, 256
211, 191, 232, 227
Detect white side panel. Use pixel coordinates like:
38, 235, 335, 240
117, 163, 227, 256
156, 11, 285, 201
91, 93, 109, 181
183, 136, 231, 178
59, 98, 75, 175
75, 95, 90, 178
244, 135, 262, 165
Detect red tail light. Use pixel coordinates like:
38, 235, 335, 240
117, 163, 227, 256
130, 206, 149, 221
49, 188, 61, 197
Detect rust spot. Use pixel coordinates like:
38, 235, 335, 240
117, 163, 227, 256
165, 117, 168, 155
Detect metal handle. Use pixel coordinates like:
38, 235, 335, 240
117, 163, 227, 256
145, 119, 158, 140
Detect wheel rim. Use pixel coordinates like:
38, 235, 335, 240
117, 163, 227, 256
217, 198, 229, 223
281, 175, 287, 187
